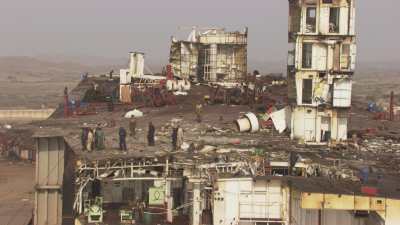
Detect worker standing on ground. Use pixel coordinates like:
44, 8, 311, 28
95, 126, 105, 150
171, 125, 178, 150
195, 103, 203, 123
129, 118, 137, 137
119, 127, 127, 151
93, 127, 98, 150
289, 152, 299, 176
147, 122, 155, 146
109, 70, 114, 79
87, 129, 94, 151
176, 125, 184, 150
81, 127, 89, 151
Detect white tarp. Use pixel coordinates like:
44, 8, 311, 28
124, 109, 143, 118
173, 91, 188, 96
270, 107, 291, 133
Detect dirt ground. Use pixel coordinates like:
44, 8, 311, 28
0, 159, 34, 225
0, 57, 116, 109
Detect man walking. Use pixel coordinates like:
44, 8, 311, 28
119, 127, 127, 151
81, 127, 89, 151
176, 125, 184, 150
171, 126, 178, 150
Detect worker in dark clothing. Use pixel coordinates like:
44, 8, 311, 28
64, 86, 68, 96
119, 127, 127, 151
147, 122, 155, 146
289, 152, 299, 176
95, 126, 105, 150
81, 127, 89, 151
109, 70, 114, 79
171, 126, 178, 150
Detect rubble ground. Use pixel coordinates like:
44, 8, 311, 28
17, 78, 399, 198
2, 76, 400, 205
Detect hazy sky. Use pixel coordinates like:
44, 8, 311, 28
0, 0, 399, 69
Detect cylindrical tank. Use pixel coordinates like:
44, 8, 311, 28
235, 112, 259, 133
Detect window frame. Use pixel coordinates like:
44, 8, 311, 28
305, 7, 317, 33
302, 78, 313, 104
329, 7, 340, 33
302, 43, 313, 69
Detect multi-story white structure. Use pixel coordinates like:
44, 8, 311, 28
288, 0, 356, 144
169, 28, 248, 83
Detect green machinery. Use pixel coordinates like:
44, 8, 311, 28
120, 209, 134, 224
85, 197, 104, 223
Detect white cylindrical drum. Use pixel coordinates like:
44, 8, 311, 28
236, 117, 251, 132
245, 112, 259, 133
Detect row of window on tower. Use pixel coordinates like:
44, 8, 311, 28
301, 42, 353, 71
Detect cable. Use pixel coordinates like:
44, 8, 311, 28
143, 202, 194, 215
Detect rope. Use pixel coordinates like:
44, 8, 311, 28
143, 202, 194, 215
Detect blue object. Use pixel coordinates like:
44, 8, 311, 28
360, 167, 369, 184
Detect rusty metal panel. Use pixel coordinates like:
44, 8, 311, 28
354, 196, 370, 211
370, 197, 386, 211
324, 194, 354, 210
35, 136, 65, 225
119, 85, 132, 104
385, 199, 400, 225
301, 193, 324, 209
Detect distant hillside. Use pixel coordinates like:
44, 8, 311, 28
0, 56, 119, 109
0, 56, 118, 82
0, 56, 398, 109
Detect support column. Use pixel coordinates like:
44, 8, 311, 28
192, 182, 202, 225
209, 44, 217, 82
165, 180, 173, 223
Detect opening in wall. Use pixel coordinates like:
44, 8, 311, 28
302, 43, 313, 69
329, 7, 340, 33
341, 44, 351, 69
306, 7, 317, 33
302, 79, 313, 104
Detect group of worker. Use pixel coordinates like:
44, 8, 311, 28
119, 120, 184, 151
117, 120, 156, 151
81, 125, 105, 151
80, 102, 203, 152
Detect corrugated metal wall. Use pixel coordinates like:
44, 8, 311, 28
35, 136, 65, 225
35, 136, 75, 225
